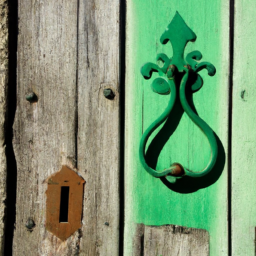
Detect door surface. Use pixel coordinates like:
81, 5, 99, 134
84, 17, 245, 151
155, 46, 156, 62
232, 0, 256, 255
9, 0, 121, 255
1, 0, 256, 255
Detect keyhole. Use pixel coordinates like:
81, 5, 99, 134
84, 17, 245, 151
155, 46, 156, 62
59, 186, 69, 222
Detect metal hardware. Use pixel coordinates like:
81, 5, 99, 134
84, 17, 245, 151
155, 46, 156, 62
26, 92, 38, 103
103, 88, 115, 100
45, 165, 85, 240
140, 12, 217, 183
25, 217, 35, 231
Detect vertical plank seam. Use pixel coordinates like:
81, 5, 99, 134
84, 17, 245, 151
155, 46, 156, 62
4, 0, 18, 255
119, 0, 126, 255
75, 0, 80, 170
75, 0, 81, 254
228, 0, 235, 255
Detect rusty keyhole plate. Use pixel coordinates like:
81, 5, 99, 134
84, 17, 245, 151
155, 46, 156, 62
45, 165, 85, 240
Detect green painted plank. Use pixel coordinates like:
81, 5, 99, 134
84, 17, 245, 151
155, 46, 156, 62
232, 1, 256, 255
125, 1, 230, 255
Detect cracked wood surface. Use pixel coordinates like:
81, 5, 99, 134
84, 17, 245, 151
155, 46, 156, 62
77, 0, 120, 255
132, 224, 209, 256
13, 0, 120, 255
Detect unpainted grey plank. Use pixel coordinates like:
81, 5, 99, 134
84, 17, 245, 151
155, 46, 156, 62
133, 224, 209, 256
132, 224, 145, 256
13, 0, 79, 255
77, 0, 120, 255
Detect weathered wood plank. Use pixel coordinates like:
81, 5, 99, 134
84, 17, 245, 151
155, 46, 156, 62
0, 0, 8, 254
125, 1, 230, 255
132, 224, 145, 255
14, 0, 120, 254
13, 0, 79, 255
132, 224, 209, 256
77, 0, 120, 255
232, 1, 256, 255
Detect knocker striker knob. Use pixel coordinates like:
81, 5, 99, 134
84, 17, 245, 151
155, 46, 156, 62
169, 163, 185, 177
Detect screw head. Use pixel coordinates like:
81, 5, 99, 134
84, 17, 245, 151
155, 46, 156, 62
26, 92, 38, 103
25, 217, 35, 231
103, 88, 115, 100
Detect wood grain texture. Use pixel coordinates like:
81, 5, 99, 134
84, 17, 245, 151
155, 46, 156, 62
125, 1, 230, 255
132, 224, 209, 256
232, 1, 256, 255
14, 0, 79, 254
14, 0, 120, 255
0, 0, 8, 254
77, 0, 120, 255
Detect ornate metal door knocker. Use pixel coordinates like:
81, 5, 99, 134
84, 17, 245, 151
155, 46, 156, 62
139, 12, 217, 183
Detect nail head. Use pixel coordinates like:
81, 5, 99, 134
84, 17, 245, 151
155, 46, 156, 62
103, 89, 115, 100
25, 218, 35, 230
26, 92, 38, 103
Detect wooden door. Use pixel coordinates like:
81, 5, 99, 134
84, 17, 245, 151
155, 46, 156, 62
5, 0, 121, 255
1, 0, 256, 255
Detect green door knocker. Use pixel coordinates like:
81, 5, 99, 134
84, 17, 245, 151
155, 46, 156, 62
140, 12, 217, 183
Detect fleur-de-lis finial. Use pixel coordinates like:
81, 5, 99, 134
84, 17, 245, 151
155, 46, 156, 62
160, 11, 196, 71
139, 12, 217, 184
